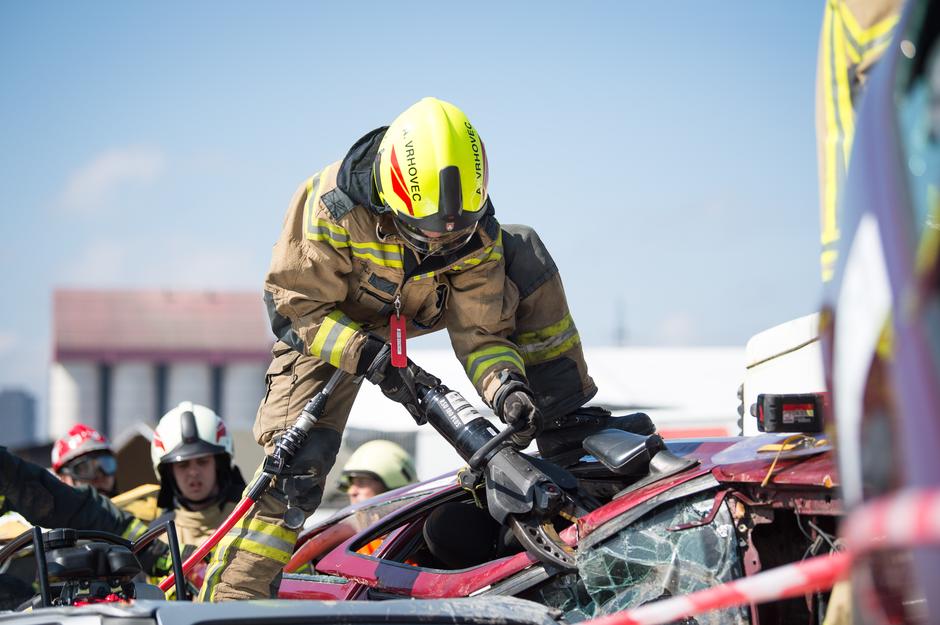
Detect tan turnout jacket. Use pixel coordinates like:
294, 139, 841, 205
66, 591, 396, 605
265, 158, 524, 406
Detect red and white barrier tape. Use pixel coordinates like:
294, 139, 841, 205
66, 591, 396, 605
841, 488, 940, 553
582, 488, 940, 625
585, 552, 851, 625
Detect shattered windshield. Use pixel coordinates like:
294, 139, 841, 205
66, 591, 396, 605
523, 491, 747, 624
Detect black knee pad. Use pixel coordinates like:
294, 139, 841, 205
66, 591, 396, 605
270, 428, 342, 514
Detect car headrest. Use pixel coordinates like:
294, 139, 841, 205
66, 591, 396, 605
583, 430, 666, 475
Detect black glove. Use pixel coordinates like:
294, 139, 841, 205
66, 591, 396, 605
357, 334, 439, 424
356, 334, 388, 378
493, 375, 542, 448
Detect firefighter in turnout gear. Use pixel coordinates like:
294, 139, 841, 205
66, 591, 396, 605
51, 424, 119, 497
201, 97, 654, 601
338, 439, 417, 505
815, 0, 904, 282
150, 402, 246, 551
0, 404, 245, 602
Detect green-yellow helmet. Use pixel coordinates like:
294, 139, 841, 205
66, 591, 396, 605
338, 440, 417, 492
373, 97, 489, 256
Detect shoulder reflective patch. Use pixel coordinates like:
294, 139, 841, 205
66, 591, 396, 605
321, 186, 358, 221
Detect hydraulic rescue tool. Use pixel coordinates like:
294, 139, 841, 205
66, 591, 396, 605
366, 344, 581, 570
160, 345, 579, 591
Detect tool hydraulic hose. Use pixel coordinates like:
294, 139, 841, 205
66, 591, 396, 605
159, 368, 348, 593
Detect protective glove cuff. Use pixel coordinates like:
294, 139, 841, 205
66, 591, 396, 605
492, 371, 532, 420
356, 333, 388, 378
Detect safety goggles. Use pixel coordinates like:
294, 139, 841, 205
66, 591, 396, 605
394, 219, 478, 257
62, 453, 117, 480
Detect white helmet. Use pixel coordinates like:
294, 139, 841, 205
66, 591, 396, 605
151, 401, 233, 473
151, 402, 240, 509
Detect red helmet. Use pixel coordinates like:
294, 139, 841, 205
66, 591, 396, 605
51, 424, 113, 473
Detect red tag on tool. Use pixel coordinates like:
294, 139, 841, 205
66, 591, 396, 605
390, 313, 407, 368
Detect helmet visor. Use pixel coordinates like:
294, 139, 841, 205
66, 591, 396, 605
394, 219, 478, 257
64, 453, 118, 480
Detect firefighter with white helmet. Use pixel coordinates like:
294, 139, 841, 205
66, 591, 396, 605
150, 402, 246, 548
338, 440, 417, 504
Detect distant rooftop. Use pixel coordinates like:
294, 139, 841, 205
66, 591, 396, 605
54, 289, 272, 363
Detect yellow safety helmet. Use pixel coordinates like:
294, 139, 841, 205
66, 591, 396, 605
338, 440, 417, 493
373, 97, 489, 256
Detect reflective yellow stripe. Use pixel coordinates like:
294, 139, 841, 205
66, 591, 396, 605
215, 533, 292, 563
819, 1, 899, 284
310, 310, 361, 366
515, 313, 574, 345
466, 346, 525, 386
350, 241, 403, 268
304, 174, 323, 238
233, 517, 298, 544
0, 495, 5, 508
859, 39, 891, 66
304, 165, 353, 251
832, 8, 855, 169
200, 549, 231, 601
521, 333, 581, 364
122, 518, 148, 541
199, 517, 297, 567
836, 2, 898, 47
820, 1, 844, 281
916, 186, 940, 276
307, 217, 350, 243
215, 516, 295, 563
515, 313, 582, 364
444, 232, 504, 274
876, 313, 893, 361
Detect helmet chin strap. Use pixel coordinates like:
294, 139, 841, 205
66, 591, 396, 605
173, 483, 222, 511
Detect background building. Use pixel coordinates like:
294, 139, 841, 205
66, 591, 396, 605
0, 388, 37, 448
47, 288, 746, 504
50, 289, 272, 482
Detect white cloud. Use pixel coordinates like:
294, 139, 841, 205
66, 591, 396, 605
59, 238, 261, 290
59, 146, 166, 213
60, 240, 128, 284
657, 312, 697, 345
155, 244, 261, 290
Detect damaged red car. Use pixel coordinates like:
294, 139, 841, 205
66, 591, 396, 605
280, 429, 841, 625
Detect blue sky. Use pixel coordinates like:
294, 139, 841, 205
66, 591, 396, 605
0, 2, 825, 413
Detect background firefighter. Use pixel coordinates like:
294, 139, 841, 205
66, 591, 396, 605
0, 402, 246, 601
338, 439, 418, 558
150, 401, 247, 554
51, 424, 119, 497
338, 439, 417, 506
200, 97, 653, 601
